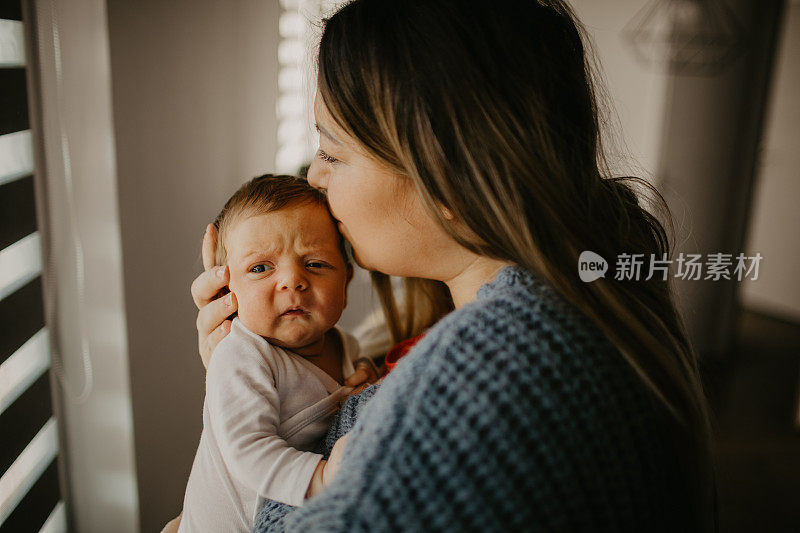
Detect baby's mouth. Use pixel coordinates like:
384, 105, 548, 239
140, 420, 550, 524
280, 306, 308, 317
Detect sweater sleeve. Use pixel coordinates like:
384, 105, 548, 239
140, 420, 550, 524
206, 341, 323, 507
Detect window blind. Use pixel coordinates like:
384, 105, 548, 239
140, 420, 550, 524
0, 1, 65, 531
275, 0, 333, 174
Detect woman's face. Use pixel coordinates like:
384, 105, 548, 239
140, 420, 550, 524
307, 92, 457, 279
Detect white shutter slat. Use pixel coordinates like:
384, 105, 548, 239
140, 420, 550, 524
0, 418, 59, 524
0, 328, 50, 416
0, 232, 42, 302
0, 130, 34, 186
38, 501, 67, 533
0, 19, 25, 68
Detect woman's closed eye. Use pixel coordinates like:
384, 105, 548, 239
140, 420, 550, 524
317, 149, 339, 164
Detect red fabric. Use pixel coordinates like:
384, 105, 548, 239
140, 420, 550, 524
384, 333, 426, 373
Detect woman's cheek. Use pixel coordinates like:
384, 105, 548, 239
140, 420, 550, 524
327, 177, 353, 220
325, 185, 341, 218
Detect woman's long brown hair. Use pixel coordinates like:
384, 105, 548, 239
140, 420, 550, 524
317, 0, 714, 529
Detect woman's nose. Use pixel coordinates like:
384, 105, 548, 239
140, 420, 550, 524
307, 157, 328, 190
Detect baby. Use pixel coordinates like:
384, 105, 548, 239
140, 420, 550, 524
175, 174, 375, 533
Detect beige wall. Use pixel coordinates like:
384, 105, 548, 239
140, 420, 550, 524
571, 0, 671, 181
577, 0, 793, 357
106, 1, 280, 530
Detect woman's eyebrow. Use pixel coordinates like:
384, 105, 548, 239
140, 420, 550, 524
315, 122, 341, 145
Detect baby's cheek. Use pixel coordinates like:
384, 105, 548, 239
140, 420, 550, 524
319, 288, 347, 324
236, 291, 272, 333
232, 290, 250, 323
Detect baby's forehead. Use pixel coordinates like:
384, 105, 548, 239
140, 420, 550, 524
227, 206, 340, 255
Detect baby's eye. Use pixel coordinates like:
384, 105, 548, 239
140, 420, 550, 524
317, 149, 338, 164
250, 264, 270, 274
306, 261, 328, 269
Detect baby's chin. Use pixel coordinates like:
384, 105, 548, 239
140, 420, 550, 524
270, 333, 322, 351
246, 320, 326, 353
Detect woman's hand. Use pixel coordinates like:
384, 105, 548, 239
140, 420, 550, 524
306, 433, 351, 499
191, 224, 237, 369
325, 432, 350, 483
160, 513, 181, 533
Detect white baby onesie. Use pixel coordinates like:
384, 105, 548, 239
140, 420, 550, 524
178, 317, 359, 533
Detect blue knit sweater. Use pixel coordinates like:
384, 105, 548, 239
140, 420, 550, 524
254, 266, 685, 532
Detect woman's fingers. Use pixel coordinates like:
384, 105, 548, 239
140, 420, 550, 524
159, 513, 182, 533
199, 319, 232, 369
202, 223, 218, 270
192, 223, 230, 369
196, 291, 237, 338
191, 265, 229, 309
195, 292, 234, 369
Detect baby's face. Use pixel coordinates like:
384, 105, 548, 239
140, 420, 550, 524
226, 202, 350, 353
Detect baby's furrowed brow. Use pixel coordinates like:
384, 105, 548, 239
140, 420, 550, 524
241, 249, 275, 261
301, 243, 341, 254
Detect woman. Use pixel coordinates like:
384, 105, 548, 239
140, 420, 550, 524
191, 0, 716, 530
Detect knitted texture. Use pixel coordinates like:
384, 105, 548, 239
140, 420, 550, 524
254, 266, 684, 532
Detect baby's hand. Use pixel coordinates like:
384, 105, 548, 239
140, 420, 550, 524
345, 357, 383, 396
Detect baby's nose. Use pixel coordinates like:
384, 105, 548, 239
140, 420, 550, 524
278, 270, 308, 291
280, 280, 307, 291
